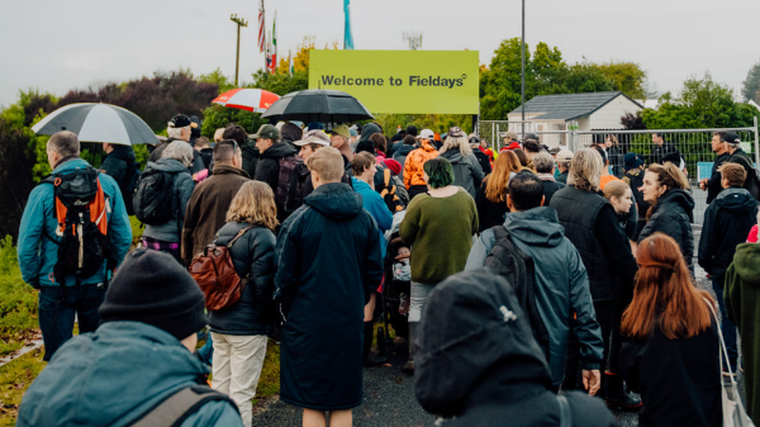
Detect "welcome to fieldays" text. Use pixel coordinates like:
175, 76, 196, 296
320, 74, 467, 89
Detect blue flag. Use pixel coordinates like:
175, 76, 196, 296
343, 0, 354, 50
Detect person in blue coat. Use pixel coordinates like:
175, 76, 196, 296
17, 131, 132, 361
16, 248, 244, 427
274, 147, 384, 427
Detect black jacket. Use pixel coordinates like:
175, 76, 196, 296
280, 123, 303, 148
273, 183, 383, 410
726, 148, 756, 194
706, 152, 730, 204
540, 178, 565, 206
550, 186, 637, 302
649, 142, 679, 165
698, 188, 758, 282
239, 140, 260, 179
475, 177, 508, 232
254, 142, 298, 193
472, 149, 492, 175
620, 321, 721, 427
556, 170, 569, 184
638, 189, 695, 272
100, 145, 136, 190
208, 222, 276, 335
607, 145, 626, 178
415, 268, 616, 427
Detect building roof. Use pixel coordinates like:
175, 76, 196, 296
508, 91, 644, 121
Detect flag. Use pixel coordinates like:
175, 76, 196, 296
265, 33, 273, 73
270, 11, 277, 74
258, 0, 266, 54
343, 0, 354, 50
289, 49, 294, 76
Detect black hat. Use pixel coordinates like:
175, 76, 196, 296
99, 248, 207, 340
355, 140, 376, 155
406, 125, 418, 137
722, 132, 741, 146
624, 152, 644, 170
415, 268, 551, 417
169, 114, 193, 128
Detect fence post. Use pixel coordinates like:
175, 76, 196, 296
754, 116, 759, 166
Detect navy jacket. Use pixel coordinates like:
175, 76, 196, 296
17, 322, 243, 427
274, 183, 384, 410
638, 189, 695, 272
208, 222, 277, 335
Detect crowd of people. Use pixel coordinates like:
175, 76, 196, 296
13, 117, 760, 426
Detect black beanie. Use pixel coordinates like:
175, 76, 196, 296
99, 248, 207, 340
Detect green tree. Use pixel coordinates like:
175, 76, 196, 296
558, 62, 614, 94
598, 61, 647, 100
198, 68, 236, 94
742, 58, 760, 102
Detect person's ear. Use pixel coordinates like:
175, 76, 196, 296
540, 195, 546, 207
506, 194, 515, 212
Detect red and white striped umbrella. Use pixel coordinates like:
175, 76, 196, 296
212, 88, 280, 113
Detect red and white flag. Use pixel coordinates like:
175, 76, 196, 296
257, 0, 266, 53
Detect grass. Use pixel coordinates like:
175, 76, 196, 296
253, 340, 281, 404
0, 236, 38, 358
0, 348, 44, 426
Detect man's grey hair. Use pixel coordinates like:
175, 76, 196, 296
167, 124, 189, 140
532, 151, 555, 174
162, 140, 195, 168
47, 131, 80, 157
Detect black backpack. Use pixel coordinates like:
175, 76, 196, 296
485, 226, 550, 360
122, 161, 141, 216
42, 167, 113, 286
130, 385, 238, 427
133, 168, 176, 225
275, 155, 309, 215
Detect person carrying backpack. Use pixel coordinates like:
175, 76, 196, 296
252, 124, 301, 223
466, 171, 603, 393
137, 141, 196, 262
99, 142, 139, 215
17, 131, 132, 361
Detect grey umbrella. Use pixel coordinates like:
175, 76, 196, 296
31, 103, 160, 145
260, 89, 374, 123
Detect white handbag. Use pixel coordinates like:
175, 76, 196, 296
705, 298, 755, 427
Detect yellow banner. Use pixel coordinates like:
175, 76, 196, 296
308, 50, 479, 115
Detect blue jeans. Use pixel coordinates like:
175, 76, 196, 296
38, 286, 105, 361
712, 278, 738, 371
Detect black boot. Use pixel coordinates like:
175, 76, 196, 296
363, 321, 387, 367
403, 322, 417, 374
604, 371, 642, 410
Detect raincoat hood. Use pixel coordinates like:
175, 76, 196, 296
106, 145, 136, 162
146, 157, 189, 174
304, 182, 363, 220
659, 188, 695, 219
359, 123, 381, 143
260, 141, 298, 160
440, 148, 464, 164
732, 243, 760, 285
503, 207, 565, 248
415, 268, 552, 417
714, 187, 757, 215
280, 123, 303, 146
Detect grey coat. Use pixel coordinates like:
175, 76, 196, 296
440, 148, 484, 199
142, 158, 195, 243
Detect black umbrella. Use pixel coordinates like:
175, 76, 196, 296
260, 89, 374, 123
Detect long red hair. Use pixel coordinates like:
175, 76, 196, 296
621, 233, 713, 340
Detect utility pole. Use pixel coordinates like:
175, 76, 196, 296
521, 0, 526, 139
230, 13, 248, 86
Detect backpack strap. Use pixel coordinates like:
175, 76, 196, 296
130, 385, 238, 427
227, 224, 257, 248
557, 394, 572, 427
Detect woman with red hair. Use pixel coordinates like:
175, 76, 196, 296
620, 233, 721, 427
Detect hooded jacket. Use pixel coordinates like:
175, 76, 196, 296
439, 148, 484, 199
698, 187, 758, 282
403, 139, 439, 188
725, 243, 760, 423
17, 158, 132, 288
638, 189, 695, 272
392, 143, 416, 178
465, 207, 604, 386
352, 177, 393, 259
142, 158, 195, 243
100, 145, 137, 192
208, 222, 277, 335
280, 122, 303, 147
254, 142, 298, 193
16, 322, 243, 427
181, 164, 250, 264
273, 183, 383, 410
415, 268, 616, 427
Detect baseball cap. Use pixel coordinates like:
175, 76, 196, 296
722, 132, 741, 146
252, 124, 279, 140
418, 129, 435, 140
624, 152, 644, 170
169, 114, 193, 128
293, 129, 331, 147
556, 149, 574, 163
330, 124, 351, 139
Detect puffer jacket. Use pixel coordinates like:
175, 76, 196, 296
16, 322, 243, 427
208, 222, 277, 335
403, 140, 439, 188
439, 148, 484, 199
638, 189, 695, 272
142, 158, 195, 243
17, 158, 132, 288
254, 142, 298, 192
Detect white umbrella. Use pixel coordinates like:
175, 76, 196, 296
32, 103, 160, 145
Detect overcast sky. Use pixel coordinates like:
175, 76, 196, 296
2, 0, 759, 111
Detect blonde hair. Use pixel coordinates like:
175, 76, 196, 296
439, 135, 473, 157
568, 148, 602, 192
603, 180, 630, 201
162, 140, 195, 168
226, 181, 279, 231
307, 146, 343, 182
